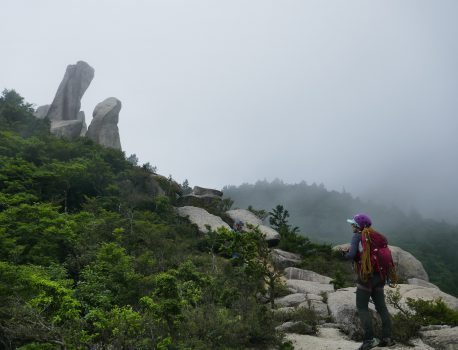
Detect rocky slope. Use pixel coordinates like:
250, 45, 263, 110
176, 187, 458, 350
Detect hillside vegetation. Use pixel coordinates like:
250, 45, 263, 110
224, 181, 458, 296
0, 90, 291, 349
1, 89, 456, 349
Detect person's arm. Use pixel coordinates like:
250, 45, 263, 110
345, 233, 360, 260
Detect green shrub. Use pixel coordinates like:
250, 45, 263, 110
330, 268, 346, 290
279, 340, 295, 350
273, 307, 320, 334
299, 249, 354, 288
386, 287, 458, 343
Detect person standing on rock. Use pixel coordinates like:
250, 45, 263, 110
230, 220, 244, 260
341, 213, 396, 349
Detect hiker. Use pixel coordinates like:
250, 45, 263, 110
341, 213, 396, 349
230, 220, 244, 259
233, 220, 244, 233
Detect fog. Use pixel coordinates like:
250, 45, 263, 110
1, 1, 457, 222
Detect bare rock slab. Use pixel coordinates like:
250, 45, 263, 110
298, 300, 329, 318
271, 249, 301, 269
176, 206, 230, 234
408, 278, 440, 290
284, 267, 332, 284
395, 284, 458, 310
226, 209, 280, 245
286, 280, 334, 295
50, 120, 84, 139
274, 293, 307, 307
226, 209, 263, 226
390, 246, 429, 281
420, 326, 458, 350
286, 331, 434, 350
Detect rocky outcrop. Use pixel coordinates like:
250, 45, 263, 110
327, 286, 381, 340
86, 97, 122, 150
34, 105, 50, 119
275, 292, 329, 318
178, 186, 224, 208
270, 244, 457, 348
333, 244, 429, 281
408, 278, 439, 290
286, 328, 435, 350
175, 204, 280, 245
285, 327, 360, 350
275, 293, 307, 307
226, 209, 264, 226
225, 209, 280, 245
152, 174, 182, 197
254, 225, 280, 245
193, 186, 223, 197
176, 206, 230, 234
389, 246, 429, 281
286, 280, 334, 295
271, 245, 457, 348
284, 267, 332, 284
35, 61, 94, 140
78, 111, 87, 136
271, 249, 301, 269
394, 284, 458, 311
34, 61, 121, 144
50, 120, 85, 138
303, 300, 329, 318
46, 61, 94, 122
327, 283, 458, 341
420, 326, 458, 350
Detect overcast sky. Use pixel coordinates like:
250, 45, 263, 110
1, 0, 457, 222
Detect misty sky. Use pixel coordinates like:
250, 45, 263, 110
1, 1, 457, 222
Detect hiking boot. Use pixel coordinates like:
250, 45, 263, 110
357, 338, 380, 350
379, 338, 395, 347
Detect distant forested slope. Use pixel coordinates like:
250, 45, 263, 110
224, 180, 458, 296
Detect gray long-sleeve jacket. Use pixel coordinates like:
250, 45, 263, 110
345, 233, 362, 260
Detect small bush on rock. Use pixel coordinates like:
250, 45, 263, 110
386, 287, 458, 344
273, 307, 319, 335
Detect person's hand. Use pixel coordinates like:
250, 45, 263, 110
337, 246, 349, 258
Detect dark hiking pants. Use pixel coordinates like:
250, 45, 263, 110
356, 273, 392, 341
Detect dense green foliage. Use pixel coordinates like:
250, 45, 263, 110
386, 287, 458, 343
0, 90, 290, 349
224, 180, 458, 296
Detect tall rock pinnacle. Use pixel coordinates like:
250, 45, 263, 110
86, 97, 122, 150
46, 61, 94, 122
